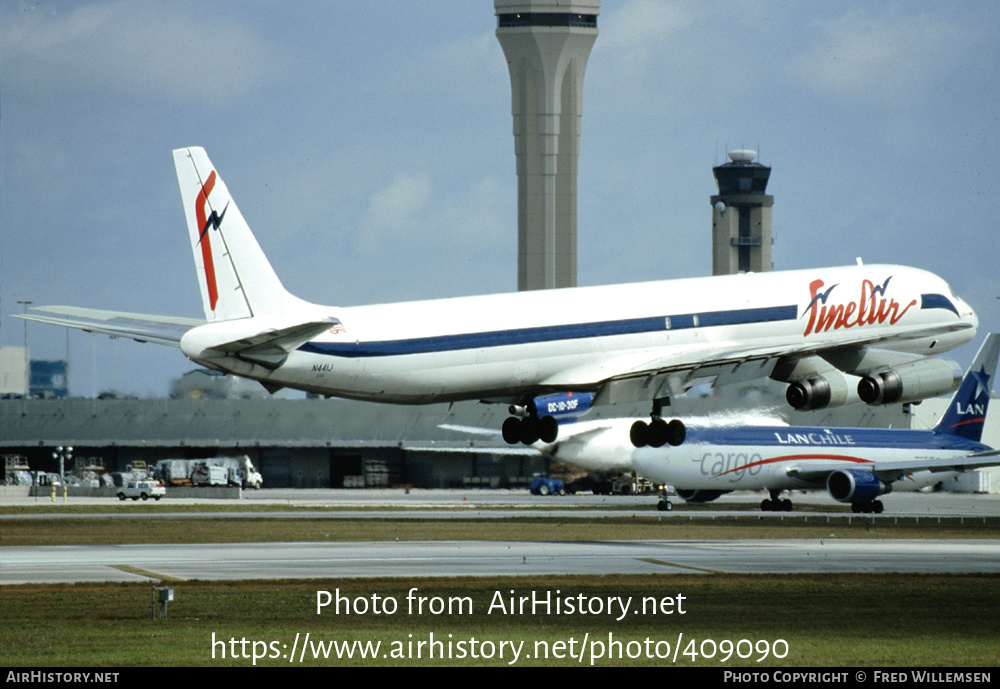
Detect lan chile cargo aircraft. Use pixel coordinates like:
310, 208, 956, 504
20, 148, 979, 446
635, 334, 1000, 514
536, 334, 1000, 514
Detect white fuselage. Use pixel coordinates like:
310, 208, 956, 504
631, 425, 986, 493
180, 263, 977, 404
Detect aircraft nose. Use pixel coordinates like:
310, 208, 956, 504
959, 295, 979, 329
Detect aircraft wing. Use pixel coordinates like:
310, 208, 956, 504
784, 461, 874, 486
585, 321, 975, 406
15, 306, 203, 347
785, 452, 1000, 485
869, 454, 1000, 481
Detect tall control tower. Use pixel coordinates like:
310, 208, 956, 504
710, 150, 773, 275
495, 0, 599, 291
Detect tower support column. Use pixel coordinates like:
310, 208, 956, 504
495, 1, 599, 291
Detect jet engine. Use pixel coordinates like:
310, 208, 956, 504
675, 489, 729, 504
826, 469, 892, 504
785, 372, 853, 411
857, 358, 963, 405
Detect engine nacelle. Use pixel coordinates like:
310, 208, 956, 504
826, 469, 892, 504
785, 372, 853, 411
527, 392, 594, 421
675, 489, 729, 504
857, 358, 962, 405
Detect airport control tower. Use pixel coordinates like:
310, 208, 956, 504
710, 150, 774, 275
495, 0, 599, 291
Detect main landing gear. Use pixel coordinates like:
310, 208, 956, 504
851, 500, 885, 514
760, 490, 793, 512
629, 399, 686, 448
502, 414, 558, 445
656, 487, 674, 512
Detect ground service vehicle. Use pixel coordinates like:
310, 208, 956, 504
117, 481, 166, 501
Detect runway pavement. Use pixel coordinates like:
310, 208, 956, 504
2, 490, 998, 584
3, 538, 1000, 585
4, 487, 1000, 516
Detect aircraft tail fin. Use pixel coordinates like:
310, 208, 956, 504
173, 147, 295, 321
933, 333, 1000, 441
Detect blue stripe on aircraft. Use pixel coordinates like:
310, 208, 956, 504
684, 425, 987, 452
300, 304, 799, 358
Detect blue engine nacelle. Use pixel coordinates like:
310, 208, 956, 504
675, 489, 729, 504
826, 469, 892, 504
527, 392, 594, 421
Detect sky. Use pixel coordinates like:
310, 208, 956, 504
2, 0, 998, 398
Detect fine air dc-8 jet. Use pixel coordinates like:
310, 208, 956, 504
20, 147, 979, 446
629, 333, 1000, 513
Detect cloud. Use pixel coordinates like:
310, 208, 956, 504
1, 1, 283, 103
359, 173, 434, 249
788, 7, 971, 106
357, 173, 511, 254
598, 0, 689, 61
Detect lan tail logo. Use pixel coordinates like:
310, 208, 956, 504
195, 171, 228, 311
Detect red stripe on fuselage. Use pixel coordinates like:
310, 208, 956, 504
713, 453, 873, 478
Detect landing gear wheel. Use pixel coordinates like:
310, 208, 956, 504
630, 418, 686, 448
538, 416, 559, 444
648, 418, 669, 448
519, 418, 540, 445
503, 415, 558, 445
502, 417, 522, 445
761, 491, 791, 512
657, 499, 673, 511
630, 420, 649, 448
665, 419, 686, 446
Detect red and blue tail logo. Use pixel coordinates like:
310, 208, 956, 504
195, 171, 228, 312
935, 334, 999, 442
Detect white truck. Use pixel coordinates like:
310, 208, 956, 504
117, 480, 166, 501
191, 464, 228, 486
156, 455, 263, 489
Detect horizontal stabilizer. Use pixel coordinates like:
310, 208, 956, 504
203, 320, 337, 369
15, 306, 203, 347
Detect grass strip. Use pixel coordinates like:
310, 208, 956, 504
2, 514, 996, 546
2, 574, 997, 667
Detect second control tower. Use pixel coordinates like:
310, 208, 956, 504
711, 150, 774, 275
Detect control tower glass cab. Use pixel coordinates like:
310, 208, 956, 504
711, 149, 774, 275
